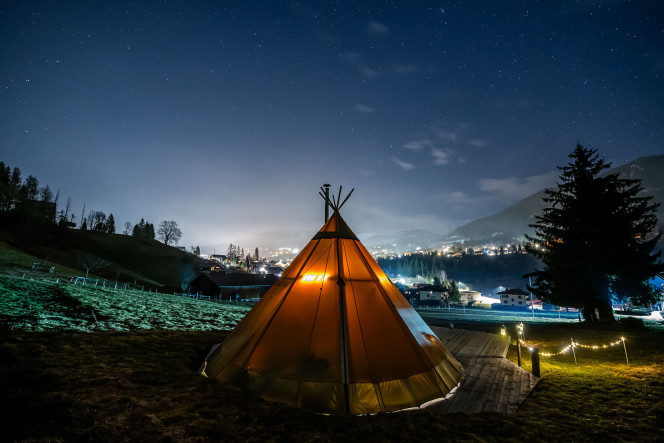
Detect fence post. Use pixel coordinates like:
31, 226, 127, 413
621, 337, 629, 365
517, 338, 522, 367
531, 348, 540, 377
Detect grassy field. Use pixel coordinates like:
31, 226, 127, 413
0, 273, 250, 332
0, 226, 207, 291
1, 248, 663, 441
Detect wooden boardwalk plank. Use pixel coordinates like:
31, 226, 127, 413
428, 327, 539, 415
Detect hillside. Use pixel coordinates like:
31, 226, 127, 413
445, 154, 664, 246
0, 227, 206, 291
364, 228, 442, 253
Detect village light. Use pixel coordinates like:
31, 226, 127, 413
517, 323, 524, 340
500, 325, 506, 336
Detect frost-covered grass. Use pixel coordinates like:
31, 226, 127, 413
0, 273, 250, 332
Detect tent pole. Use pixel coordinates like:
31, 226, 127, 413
336, 237, 351, 414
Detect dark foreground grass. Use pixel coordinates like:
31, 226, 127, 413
1, 321, 663, 442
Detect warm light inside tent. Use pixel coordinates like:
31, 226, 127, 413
301, 273, 329, 282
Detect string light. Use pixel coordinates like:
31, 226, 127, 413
519, 337, 626, 358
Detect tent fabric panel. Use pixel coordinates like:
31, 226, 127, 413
296, 239, 338, 279
280, 239, 319, 279
302, 281, 343, 382
347, 383, 382, 415
346, 238, 457, 370
259, 376, 300, 407
345, 281, 432, 382
243, 278, 326, 379
339, 239, 374, 281
433, 360, 464, 391
217, 278, 295, 366
297, 381, 346, 414
283, 238, 338, 281
401, 371, 446, 406
321, 215, 338, 232
375, 378, 417, 412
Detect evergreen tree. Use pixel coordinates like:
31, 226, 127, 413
10, 168, 21, 198
146, 222, 155, 239
22, 175, 39, 200
132, 218, 145, 236
254, 247, 259, 261
130, 218, 154, 238
106, 213, 116, 234
0, 162, 11, 210
526, 144, 662, 322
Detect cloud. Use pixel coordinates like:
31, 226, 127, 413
367, 21, 389, 36
432, 127, 459, 143
360, 67, 379, 78
354, 104, 375, 113
403, 139, 433, 151
469, 138, 489, 148
478, 171, 558, 200
392, 157, 414, 171
431, 148, 452, 165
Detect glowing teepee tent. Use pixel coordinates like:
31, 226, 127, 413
203, 188, 463, 414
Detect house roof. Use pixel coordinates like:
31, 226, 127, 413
497, 288, 531, 296
196, 273, 278, 287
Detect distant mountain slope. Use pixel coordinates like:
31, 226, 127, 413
445, 154, 664, 246
364, 229, 442, 252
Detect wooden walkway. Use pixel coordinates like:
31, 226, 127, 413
428, 327, 539, 414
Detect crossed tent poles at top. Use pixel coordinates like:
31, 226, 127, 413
319, 185, 354, 212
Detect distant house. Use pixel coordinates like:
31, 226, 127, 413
261, 265, 284, 276
418, 288, 446, 307
198, 259, 222, 272
210, 254, 228, 263
190, 273, 278, 300
497, 288, 534, 307
459, 290, 483, 305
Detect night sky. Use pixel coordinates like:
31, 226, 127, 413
2, 1, 663, 251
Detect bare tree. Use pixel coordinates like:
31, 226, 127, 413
60, 196, 71, 224
123, 221, 132, 235
78, 255, 107, 278
158, 220, 182, 246
22, 175, 39, 200
39, 185, 54, 202
86, 210, 107, 232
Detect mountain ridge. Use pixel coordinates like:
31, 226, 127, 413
445, 154, 664, 247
